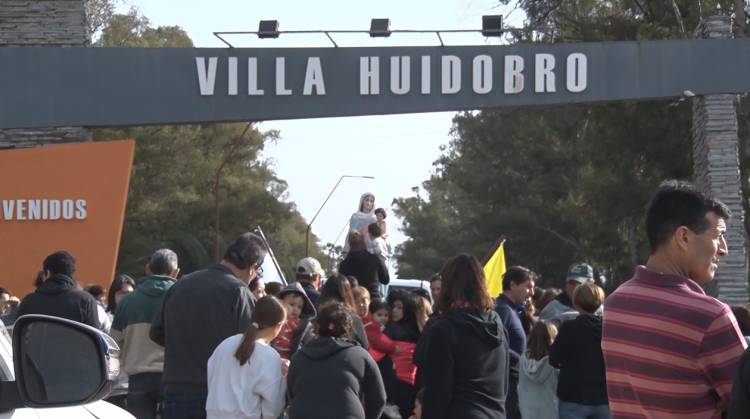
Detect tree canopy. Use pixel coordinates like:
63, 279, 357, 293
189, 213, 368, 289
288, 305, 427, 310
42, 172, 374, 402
92, 7, 323, 280
394, 0, 746, 288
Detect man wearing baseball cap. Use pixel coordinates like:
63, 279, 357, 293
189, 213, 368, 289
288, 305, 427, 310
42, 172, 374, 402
295, 257, 324, 306
539, 262, 594, 324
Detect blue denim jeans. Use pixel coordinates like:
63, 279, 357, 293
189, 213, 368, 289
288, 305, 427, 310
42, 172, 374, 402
163, 391, 207, 419
559, 401, 611, 419
127, 373, 163, 419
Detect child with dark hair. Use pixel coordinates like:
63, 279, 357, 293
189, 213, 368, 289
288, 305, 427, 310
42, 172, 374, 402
86, 284, 106, 303
385, 289, 421, 418
206, 296, 287, 419
365, 299, 400, 362
374, 207, 388, 238
265, 281, 283, 297
519, 320, 559, 419
368, 222, 390, 266
288, 302, 386, 419
272, 282, 317, 360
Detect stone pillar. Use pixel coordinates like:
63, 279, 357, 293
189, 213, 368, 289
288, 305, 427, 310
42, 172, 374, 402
0, 0, 90, 149
692, 16, 748, 304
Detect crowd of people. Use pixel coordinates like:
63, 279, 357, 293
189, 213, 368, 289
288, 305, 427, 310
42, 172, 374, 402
5, 180, 750, 419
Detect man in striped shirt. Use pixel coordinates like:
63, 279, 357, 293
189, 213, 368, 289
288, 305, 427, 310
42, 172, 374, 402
602, 180, 747, 419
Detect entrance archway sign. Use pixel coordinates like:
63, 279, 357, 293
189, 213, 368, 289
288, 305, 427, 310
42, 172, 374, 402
3, 38, 750, 129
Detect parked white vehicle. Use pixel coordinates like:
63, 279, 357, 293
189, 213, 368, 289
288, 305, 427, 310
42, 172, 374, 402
385, 278, 433, 303
0, 315, 133, 418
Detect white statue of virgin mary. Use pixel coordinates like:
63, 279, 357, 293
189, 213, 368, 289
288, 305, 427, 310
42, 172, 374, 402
348, 192, 377, 247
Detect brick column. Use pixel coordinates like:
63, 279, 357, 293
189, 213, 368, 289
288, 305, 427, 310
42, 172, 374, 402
692, 16, 748, 304
0, 0, 90, 148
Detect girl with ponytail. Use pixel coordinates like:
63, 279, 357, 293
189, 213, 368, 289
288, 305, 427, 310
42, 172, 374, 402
206, 296, 288, 419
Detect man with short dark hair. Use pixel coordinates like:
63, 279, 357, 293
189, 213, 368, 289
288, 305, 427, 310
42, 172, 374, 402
17, 250, 99, 327
539, 262, 593, 323
111, 249, 180, 419
495, 265, 535, 419
428, 274, 441, 303
603, 180, 747, 419
339, 230, 390, 299
151, 233, 266, 419
295, 257, 323, 305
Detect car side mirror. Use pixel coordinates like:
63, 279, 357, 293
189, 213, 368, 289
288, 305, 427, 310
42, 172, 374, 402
9, 315, 120, 409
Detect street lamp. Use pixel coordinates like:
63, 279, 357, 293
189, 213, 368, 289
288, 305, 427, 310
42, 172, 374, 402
306, 175, 374, 256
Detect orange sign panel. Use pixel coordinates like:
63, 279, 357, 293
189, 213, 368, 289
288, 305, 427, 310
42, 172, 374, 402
0, 140, 134, 298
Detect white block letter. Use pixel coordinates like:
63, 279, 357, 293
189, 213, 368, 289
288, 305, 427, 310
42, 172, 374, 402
16, 200, 26, 221
472, 55, 492, 94
248, 57, 265, 95
535, 54, 556, 93
504, 55, 524, 94
567, 53, 587, 93
390, 56, 411, 95
228, 57, 238, 95
276, 57, 292, 95
441, 55, 461, 94
360, 57, 380, 95
421, 56, 431, 94
75, 200, 87, 220
196, 57, 217, 96
303, 57, 326, 95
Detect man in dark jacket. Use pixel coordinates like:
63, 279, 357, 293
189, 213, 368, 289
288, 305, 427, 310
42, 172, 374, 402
339, 230, 389, 299
150, 232, 265, 419
494, 266, 535, 419
111, 248, 179, 419
17, 251, 99, 328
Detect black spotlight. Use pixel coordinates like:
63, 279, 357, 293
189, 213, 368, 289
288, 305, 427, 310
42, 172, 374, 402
481, 15, 503, 37
258, 20, 280, 39
369, 18, 392, 38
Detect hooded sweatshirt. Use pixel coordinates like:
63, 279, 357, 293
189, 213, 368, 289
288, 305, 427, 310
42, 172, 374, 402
110, 275, 175, 376
418, 308, 509, 419
287, 337, 386, 419
17, 273, 99, 328
549, 312, 608, 405
518, 355, 559, 419
539, 292, 575, 323
272, 282, 317, 359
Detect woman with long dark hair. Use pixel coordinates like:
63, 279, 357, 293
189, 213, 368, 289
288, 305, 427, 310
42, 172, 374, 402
384, 289, 421, 418
107, 274, 136, 314
415, 253, 509, 419
206, 296, 287, 419
288, 302, 386, 419
318, 273, 369, 349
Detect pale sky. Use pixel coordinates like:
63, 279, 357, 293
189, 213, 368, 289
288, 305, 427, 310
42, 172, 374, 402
119, 0, 523, 272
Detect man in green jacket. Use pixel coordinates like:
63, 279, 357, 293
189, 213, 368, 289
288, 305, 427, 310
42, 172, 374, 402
111, 249, 179, 419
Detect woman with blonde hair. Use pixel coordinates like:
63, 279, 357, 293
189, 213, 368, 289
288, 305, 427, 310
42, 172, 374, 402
549, 283, 609, 419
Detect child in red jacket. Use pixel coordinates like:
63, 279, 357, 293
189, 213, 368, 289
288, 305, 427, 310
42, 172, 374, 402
364, 299, 400, 362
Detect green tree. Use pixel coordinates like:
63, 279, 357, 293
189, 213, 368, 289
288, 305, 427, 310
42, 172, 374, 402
394, 0, 721, 287
93, 10, 322, 280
